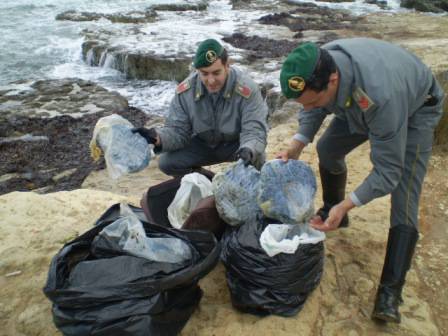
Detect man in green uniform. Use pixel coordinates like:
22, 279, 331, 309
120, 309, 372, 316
277, 38, 444, 323
133, 39, 268, 176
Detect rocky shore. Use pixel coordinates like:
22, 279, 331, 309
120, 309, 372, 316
2, 1, 447, 197
0, 79, 159, 194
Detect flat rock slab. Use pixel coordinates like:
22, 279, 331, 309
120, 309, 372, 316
0, 78, 128, 120
56, 9, 158, 23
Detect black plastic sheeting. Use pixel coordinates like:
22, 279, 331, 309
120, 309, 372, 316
221, 218, 324, 317
43, 203, 220, 336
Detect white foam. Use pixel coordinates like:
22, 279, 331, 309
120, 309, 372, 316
0, 0, 416, 116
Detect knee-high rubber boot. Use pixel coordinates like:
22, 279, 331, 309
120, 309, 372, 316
371, 225, 419, 323
316, 163, 349, 227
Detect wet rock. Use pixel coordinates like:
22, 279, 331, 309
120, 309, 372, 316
364, 0, 389, 10
0, 79, 153, 195
268, 100, 301, 127
231, 0, 276, 10
81, 37, 191, 82
151, 1, 208, 11
259, 3, 361, 34
223, 33, 298, 59
230, 0, 252, 9
258, 83, 287, 123
0, 79, 128, 120
56, 9, 158, 23
401, 0, 448, 13
317, 0, 354, 3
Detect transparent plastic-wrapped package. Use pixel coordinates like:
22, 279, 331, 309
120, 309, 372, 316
212, 160, 262, 226
95, 204, 192, 264
90, 114, 151, 179
258, 159, 317, 224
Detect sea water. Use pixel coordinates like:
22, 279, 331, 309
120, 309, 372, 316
0, 0, 405, 115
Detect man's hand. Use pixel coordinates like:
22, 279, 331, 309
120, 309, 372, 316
236, 147, 253, 166
275, 139, 305, 162
131, 127, 158, 145
311, 199, 355, 232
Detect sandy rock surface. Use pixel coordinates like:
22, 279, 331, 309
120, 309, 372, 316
1, 114, 446, 336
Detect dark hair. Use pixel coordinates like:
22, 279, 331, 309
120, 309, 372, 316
306, 48, 336, 92
219, 48, 229, 66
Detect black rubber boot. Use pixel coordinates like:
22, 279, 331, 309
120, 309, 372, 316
371, 225, 419, 323
316, 163, 349, 227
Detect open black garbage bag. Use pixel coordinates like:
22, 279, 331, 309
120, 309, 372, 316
221, 218, 324, 317
43, 203, 220, 336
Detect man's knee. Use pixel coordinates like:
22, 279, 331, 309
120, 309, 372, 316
317, 138, 346, 174
158, 153, 183, 176
316, 136, 328, 161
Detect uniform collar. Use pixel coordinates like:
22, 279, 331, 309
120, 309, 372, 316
194, 67, 236, 101
327, 49, 354, 109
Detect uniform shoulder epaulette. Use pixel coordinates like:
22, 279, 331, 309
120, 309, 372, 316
176, 80, 191, 94
235, 83, 252, 99
352, 86, 376, 112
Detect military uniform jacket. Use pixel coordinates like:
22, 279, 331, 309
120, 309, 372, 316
157, 67, 268, 158
296, 38, 444, 206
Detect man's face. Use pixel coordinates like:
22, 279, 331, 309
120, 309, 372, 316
198, 59, 229, 93
296, 73, 339, 111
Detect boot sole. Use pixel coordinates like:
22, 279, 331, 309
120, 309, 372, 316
371, 311, 400, 323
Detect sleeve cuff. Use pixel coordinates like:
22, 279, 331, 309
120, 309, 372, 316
293, 133, 310, 145
349, 192, 363, 207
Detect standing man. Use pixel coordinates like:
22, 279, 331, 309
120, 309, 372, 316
133, 38, 268, 176
277, 38, 444, 323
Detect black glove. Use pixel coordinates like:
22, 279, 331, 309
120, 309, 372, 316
131, 127, 158, 145
236, 147, 253, 166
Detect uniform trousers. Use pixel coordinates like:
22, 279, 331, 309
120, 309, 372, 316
316, 92, 443, 230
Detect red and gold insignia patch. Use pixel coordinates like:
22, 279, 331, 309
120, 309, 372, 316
176, 80, 190, 94
236, 85, 251, 98
353, 87, 375, 112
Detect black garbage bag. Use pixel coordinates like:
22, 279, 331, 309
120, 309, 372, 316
221, 218, 324, 317
43, 203, 220, 336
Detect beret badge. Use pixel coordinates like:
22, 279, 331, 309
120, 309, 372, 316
205, 50, 218, 64
288, 76, 306, 92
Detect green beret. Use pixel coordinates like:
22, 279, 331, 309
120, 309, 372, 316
194, 39, 224, 68
280, 42, 320, 99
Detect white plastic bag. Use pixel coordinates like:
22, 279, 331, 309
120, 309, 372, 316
259, 223, 325, 257
167, 173, 213, 229
98, 203, 192, 263
90, 114, 151, 179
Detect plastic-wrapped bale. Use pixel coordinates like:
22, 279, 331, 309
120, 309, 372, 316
43, 203, 220, 336
90, 114, 151, 179
258, 159, 317, 224
212, 160, 262, 226
221, 218, 324, 317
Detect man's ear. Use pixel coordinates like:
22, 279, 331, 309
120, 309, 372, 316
329, 71, 339, 84
224, 60, 230, 72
